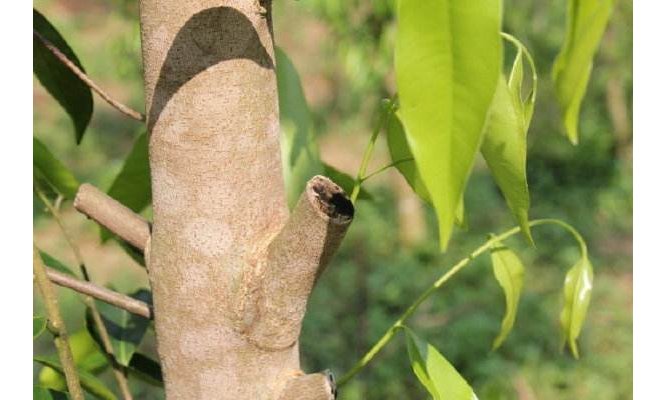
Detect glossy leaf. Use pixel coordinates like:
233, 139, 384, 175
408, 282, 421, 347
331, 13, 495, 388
560, 255, 594, 358
552, 0, 616, 144
34, 316, 47, 340
33, 386, 71, 400
39, 250, 75, 276
87, 289, 152, 366
395, 0, 502, 250
102, 131, 151, 241
482, 36, 536, 243
128, 353, 164, 387
33, 9, 93, 144
386, 109, 465, 227
322, 163, 372, 201
489, 241, 525, 349
276, 47, 324, 209
34, 138, 80, 200
34, 357, 116, 400
402, 327, 477, 400
39, 330, 108, 392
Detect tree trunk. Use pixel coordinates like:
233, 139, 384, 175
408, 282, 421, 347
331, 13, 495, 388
138, 1, 351, 398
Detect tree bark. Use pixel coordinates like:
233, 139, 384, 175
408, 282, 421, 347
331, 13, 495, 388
137, 1, 350, 398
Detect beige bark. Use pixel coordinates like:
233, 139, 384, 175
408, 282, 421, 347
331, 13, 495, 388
135, 1, 351, 398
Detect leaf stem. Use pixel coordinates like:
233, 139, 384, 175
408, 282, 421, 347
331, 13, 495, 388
33, 246, 86, 400
337, 218, 587, 386
360, 157, 414, 183
35, 185, 135, 400
350, 99, 395, 204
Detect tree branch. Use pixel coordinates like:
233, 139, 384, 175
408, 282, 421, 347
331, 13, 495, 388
33, 246, 85, 400
74, 183, 151, 252
278, 372, 337, 400
33, 30, 146, 122
46, 267, 152, 319
244, 176, 353, 350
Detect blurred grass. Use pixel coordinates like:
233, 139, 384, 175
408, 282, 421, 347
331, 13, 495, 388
34, 0, 632, 399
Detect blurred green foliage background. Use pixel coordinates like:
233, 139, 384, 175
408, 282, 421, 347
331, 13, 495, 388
33, 0, 632, 399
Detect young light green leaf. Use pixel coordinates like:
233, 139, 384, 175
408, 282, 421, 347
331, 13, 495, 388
34, 316, 47, 340
38, 329, 108, 392
481, 35, 536, 244
38, 250, 75, 276
34, 138, 80, 200
401, 326, 477, 400
102, 131, 151, 241
34, 357, 117, 400
552, 0, 616, 144
386, 107, 466, 228
86, 289, 152, 367
559, 255, 594, 358
322, 163, 372, 201
395, 0, 502, 250
33, 386, 71, 400
275, 47, 324, 209
33, 9, 93, 144
489, 241, 525, 349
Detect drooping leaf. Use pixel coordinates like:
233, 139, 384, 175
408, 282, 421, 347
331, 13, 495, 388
560, 255, 594, 358
322, 163, 372, 201
489, 240, 525, 349
401, 326, 477, 400
128, 353, 164, 387
39, 330, 108, 392
86, 289, 152, 366
102, 131, 151, 241
34, 357, 117, 400
552, 0, 616, 144
38, 250, 76, 276
386, 109, 465, 228
34, 138, 80, 200
395, 0, 502, 250
34, 316, 47, 340
481, 35, 536, 244
33, 9, 93, 144
275, 47, 324, 209
33, 386, 70, 400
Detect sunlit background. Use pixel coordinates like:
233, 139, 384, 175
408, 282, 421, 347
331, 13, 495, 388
33, 0, 632, 398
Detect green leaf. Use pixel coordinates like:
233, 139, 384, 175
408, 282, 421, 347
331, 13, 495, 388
395, 0, 502, 250
34, 357, 117, 400
38, 250, 75, 276
275, 47, 324, 209
322, 163, 372, 201
128, 353, 163, 387
386, 109, 465, 228
102, 131, 151, 241
33, 9, 93, 144
401, 326, 477, 400
39, 330, 108, 392
34, 138, 80, 200
559, 255, 594, 358
489, 240, 525, 349
34, 316, 47, 340
552, 0, 616, 144
33, 386, 71, 400
86, 289, 152, 366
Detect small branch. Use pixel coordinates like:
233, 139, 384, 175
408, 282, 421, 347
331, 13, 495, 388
74, 183, 151, 252
278, 372, 337, 400
244, 176, 354, 350
33, 30, 145, 122
46, 268, 152, 319
33, 246, 85, 400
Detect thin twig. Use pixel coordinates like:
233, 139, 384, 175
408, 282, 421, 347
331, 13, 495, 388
33, 246, 85, 400
35, 186, 135, 400
33, 30, 146, 122
46, 268, 152, 319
